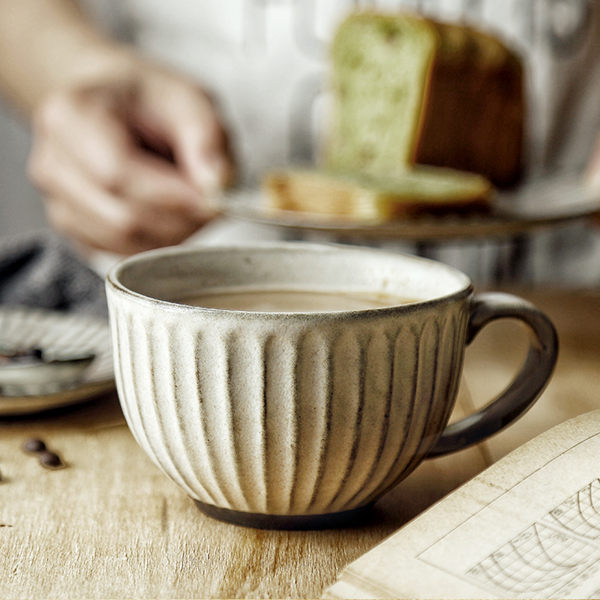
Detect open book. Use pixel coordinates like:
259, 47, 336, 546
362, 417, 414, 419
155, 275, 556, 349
324, 410, 600, 599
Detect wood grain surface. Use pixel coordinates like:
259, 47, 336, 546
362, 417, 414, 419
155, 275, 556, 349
0, 289, 597, 599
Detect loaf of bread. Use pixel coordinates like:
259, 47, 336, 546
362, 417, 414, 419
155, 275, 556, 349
261, 12, 522, 220
327, 13, 524, 188
264, 167, 491, 221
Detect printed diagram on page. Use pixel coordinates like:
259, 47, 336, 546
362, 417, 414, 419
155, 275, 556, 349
465, 478, 600, 598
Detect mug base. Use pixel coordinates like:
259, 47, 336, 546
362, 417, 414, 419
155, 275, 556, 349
194, 499, 374, 530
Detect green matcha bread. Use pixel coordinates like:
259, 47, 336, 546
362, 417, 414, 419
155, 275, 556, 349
264, 167, 491, 221
327, 12, 524, 188
262, 12, 523, 220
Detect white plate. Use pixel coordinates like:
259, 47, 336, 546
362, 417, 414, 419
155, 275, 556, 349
0, 307, 114, 415
222, 174, 600, 241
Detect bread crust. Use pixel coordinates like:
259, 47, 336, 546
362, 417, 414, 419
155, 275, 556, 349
417, 20, 524, 187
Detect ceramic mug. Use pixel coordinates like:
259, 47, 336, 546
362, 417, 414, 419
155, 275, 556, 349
106, 243, 558, 529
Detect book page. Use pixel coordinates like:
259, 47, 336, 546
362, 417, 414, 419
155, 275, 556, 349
325, 410, 600, 599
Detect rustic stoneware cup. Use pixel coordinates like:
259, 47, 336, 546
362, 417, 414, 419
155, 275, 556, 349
106, 243, 557, 529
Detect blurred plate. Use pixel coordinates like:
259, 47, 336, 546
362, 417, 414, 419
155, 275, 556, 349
0, 307, 114, 415
221, 173, 600, 241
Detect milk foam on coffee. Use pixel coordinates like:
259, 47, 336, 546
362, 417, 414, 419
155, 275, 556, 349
181, 289, 415, 312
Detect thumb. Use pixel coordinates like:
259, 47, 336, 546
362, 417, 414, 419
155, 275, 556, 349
139, 80, 234, 194
179, 111, 233, 194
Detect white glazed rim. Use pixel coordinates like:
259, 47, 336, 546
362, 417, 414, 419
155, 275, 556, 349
106, 242, 473, 317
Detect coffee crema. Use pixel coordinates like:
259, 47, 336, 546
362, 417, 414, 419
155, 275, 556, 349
179, 289, 416, 312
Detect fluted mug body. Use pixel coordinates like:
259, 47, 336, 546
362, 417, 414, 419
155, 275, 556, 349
106, 244, 557, 528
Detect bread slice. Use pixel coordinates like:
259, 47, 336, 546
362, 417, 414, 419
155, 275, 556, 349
327, 13, 438, 175
327, 13, 524, 187
263, 167, 492, 221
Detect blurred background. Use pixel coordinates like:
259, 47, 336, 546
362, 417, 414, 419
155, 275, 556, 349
2, 0, 600, 284
0, 0, 125, 236
0, 105, 44, 235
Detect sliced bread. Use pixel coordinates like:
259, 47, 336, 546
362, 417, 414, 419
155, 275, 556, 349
327, 13, 524, 187
263, 167, 492, 221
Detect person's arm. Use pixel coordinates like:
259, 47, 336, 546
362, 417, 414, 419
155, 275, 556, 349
0, 0, 130, 114
0, 0, 233, 255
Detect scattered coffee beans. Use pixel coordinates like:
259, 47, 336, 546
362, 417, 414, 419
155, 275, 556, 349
21, 437, 66, 470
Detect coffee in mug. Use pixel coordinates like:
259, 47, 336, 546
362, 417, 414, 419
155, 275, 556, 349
179, 289, 417, 312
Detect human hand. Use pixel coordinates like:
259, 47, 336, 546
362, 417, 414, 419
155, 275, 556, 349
28, 55, 233, 255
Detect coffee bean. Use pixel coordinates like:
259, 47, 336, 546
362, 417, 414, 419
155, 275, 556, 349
38, 451, 64, 470
22, 438, 47, 454
22, 438, 67, 470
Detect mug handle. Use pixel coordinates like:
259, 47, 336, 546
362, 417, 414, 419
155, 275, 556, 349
427, 292, 558, 458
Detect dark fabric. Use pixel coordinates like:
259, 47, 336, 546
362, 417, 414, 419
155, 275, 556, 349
0, 230, 107, 317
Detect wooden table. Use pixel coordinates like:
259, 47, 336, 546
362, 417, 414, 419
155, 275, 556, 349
0, 289, 598, 599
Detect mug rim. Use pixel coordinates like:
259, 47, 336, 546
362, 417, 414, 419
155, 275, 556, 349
106, 242, 474, 318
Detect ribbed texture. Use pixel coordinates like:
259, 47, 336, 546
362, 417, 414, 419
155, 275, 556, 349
110, 302, 466, 516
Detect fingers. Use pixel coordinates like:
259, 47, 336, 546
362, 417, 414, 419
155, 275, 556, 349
33, 86, 133, 191
28, 65, 233, 255
120, 151, 217, 218
46, 198, 203, 255
132, 73, 235, 193
33, 86, 214, 213
29, 132, 211, 255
